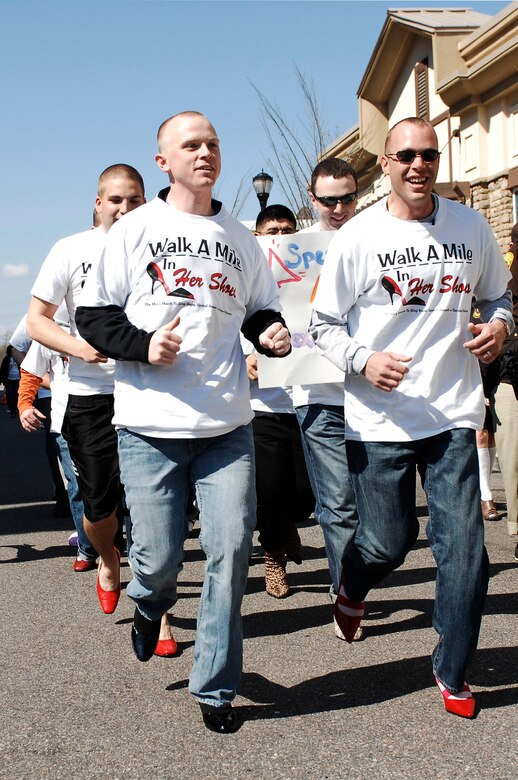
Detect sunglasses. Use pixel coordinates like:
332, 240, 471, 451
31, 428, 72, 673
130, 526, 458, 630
313, 191, 358, 208
385, 148, 440, 164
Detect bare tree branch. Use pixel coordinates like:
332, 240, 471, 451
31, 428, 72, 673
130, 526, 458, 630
230, 168, 255, 219
250, 66, 332, 218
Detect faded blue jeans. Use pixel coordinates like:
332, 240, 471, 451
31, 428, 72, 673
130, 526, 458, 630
295, 404, 358, 593
117, 424, 256, 708
344, 428, 489, 693
54, 433, 97, 562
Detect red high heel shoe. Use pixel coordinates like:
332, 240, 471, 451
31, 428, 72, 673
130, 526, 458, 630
334, 576, 365, 644
154, 637, 178, 657
96, 548, 121, 614
436, 678, 475, 718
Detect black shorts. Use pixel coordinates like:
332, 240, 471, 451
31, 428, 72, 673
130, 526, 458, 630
62, 394, 122, 521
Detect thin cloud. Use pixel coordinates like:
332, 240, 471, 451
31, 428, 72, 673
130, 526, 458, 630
1, 263, 30, 278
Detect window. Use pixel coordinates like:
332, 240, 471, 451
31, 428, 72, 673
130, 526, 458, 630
415, 59, 429, 121
511, 102, 518, 160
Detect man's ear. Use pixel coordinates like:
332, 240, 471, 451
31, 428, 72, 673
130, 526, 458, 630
380, 154, 390, 175
155, 153, 169, 173
94, 195, 102, 214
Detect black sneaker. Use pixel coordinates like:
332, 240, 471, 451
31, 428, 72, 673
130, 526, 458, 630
200, 704, 240, 734
514, 542, 518, 562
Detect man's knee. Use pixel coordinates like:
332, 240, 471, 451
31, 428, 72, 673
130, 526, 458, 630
356, 523, 416, 568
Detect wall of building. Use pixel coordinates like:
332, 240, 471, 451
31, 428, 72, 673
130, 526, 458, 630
459, 108, 481, 180
471, 175, 513, 249
456, 92, 518, 249
332, 9, 518, 249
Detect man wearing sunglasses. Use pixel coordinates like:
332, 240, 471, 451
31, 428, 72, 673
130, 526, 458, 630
310, 117, 513, 718
295, 158, 363, 642
301, 158, 358, 233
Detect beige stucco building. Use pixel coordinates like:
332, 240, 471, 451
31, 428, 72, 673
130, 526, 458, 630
325, 3, 518, 249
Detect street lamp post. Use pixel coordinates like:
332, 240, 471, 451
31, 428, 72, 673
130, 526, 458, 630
252, 170, 273, 211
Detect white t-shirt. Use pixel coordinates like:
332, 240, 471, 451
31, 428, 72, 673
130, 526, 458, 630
250, 383, 293, 414
298, 222, 320, 234
241, 335, 293, 415
81, 195, 282, 438
10, 314, 51, 399
312, 196, 512, 442
31, 228, 115, 395
292, 221, 344, 408
21, 337, 70, 433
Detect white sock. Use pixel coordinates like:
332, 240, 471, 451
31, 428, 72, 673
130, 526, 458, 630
477, 447, 492, 501
488, 446, 497, 473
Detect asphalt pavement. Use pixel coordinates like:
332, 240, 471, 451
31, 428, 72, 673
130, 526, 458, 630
0, 407, 516, 780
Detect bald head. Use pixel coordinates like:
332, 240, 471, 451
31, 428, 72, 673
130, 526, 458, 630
385, 117, 437, 152
157, 111, 216, 153
154, 112, 221, 209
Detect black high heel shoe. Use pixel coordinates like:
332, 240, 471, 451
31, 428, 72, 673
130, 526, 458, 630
146, 262, 195, 299
147, 262, 172, 294
382, 275, 405, 304
131, 607, 161, 662
382, 275, 425, 306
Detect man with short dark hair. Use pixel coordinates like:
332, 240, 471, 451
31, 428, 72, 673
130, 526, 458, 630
76, 111, 290, 733
295, 157, 362, 641
302, 157, 358, 232
249, 204, 314, 598
255, 204, 297, 235
27, 164, 145, 585
311, 117, 513, 718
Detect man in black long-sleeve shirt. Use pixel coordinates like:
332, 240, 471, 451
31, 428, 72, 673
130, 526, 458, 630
76, 111, 290, 734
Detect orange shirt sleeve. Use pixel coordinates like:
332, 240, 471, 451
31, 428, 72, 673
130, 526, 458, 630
17, 368, 43, 414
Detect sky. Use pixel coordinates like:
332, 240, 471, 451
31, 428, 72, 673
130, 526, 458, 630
0, 0, 509, 336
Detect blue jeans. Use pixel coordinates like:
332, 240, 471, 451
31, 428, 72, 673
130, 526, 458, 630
55, 433, 97, 561
345, 428, 489, 693
36, 397, 68, 506
117, 424, 256, 708
295, 404, 358, 593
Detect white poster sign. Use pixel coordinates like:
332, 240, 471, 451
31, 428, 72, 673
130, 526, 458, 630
256, 232, 344, 388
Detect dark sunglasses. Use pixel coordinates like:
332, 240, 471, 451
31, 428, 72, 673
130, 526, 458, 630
385, 148, 440, 164
313, 191, 358, 208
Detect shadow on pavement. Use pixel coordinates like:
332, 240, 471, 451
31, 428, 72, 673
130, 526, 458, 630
0, 504, 72, 536
161, 647, 518, 722
237, 645, 518, 720
0, 542, 71, 563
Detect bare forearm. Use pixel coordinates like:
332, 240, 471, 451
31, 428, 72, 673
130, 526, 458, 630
27, 297, 106, 364
27, 312, 79, 357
